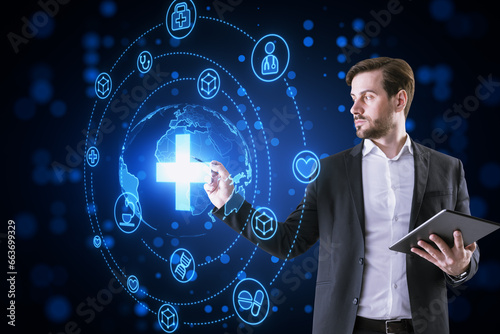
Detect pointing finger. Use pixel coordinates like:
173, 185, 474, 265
210, 161, 230, 179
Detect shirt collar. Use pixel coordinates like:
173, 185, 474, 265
362, 134, 413, 159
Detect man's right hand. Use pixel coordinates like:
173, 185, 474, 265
203, 161, 234, 210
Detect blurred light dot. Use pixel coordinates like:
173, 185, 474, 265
286, 86, 297, 97
272, 306, 278, 312
104, 235, 115, 248
237, 271, 246, 280
171, 222, 179, 229
153, 237, 164, 247
303, 36, 314, 47
32, 12, 55, 39
83, 67, 99, 84
204, 305, 213, 313
406, 118, 416, 132
434, 64, 453, 83
304, 305, 313, 314
479, 163, 500, 188
237, 87, 246, 96
171, 238, 179, 247
82, 32, 100, 50
169, 37, 181, 47
45, 295, 71, 324
15, 212, 38, 239
102, 35, 114, 48
238, 55, 245, 62
271, 256, 279, 263
171, 71, 179, 79
288, 188, 295, 196
337, 71, 346, 79
304, 120, 313, 130
222, 305, 229, 313
14, 97, 36, 120
288, 71, 296, 79
30, 79, 53, 104
31, 263, 54, 287
100, 0, 118, 17
416, 65, 434, 84
134, 302, 148, 317
352, 18, 365, 31
338, 105, 346, 112
50, 100, 67, 117
32, 149, 51, 166
429, 0, 455, 21
220, 254, 230, 264
254, 121, 263, 130
352, 34, 366, 48
336, 36, 348, 47
303, 20, 314, 30
237, 120, 247, 131
204, 221, 213, 230
337, 54, 346, 63
237, 103, 246, 113
433, 83, 451, 101
171, 88, 179, 96
50, 217, 67, 235
271, 138, 279, 146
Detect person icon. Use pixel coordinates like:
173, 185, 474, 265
261, 41, 279, 76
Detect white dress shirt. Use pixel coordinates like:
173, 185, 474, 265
357, 135, 414, 320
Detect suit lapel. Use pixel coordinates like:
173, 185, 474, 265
345, 141, 365, 235
409, 141, 430, 231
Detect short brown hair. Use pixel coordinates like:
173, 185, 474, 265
346, 57, 415, 118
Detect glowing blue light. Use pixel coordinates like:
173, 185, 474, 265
352, 18, 365, 31
156, 134, 210, 211
100, 0, 117, 17
238, 55, 245, 62
45, 295, 71, 324
303, 20, 314, 30
220, 254, 230, 264
303, 36, 314, 47
288, 71, 296, 79
30, 79, 53, 104
304, 305, 313, 314
338, 104, 346, 112
336, 36, 348, 47
286, 86, 297, 97
429, 0, 454, 21
271, 138, 279, 146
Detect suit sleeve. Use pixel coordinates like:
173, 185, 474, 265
212, 180, 320, 260
447, 159, 480, 286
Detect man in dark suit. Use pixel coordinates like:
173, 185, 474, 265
204, 57, 479, 334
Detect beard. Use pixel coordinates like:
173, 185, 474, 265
355, 111, 395, 139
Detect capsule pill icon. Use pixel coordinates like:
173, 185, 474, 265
251, 290, 264, 316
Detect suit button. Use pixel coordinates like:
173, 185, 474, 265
358, 258, 364, 265
353, 298, 359, 305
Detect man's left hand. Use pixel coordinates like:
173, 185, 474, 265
411, 230, 476, 277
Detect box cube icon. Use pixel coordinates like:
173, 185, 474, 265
161, 308, 176, 329
255, 211, 273, 236
95, 72, 112, 99
200, 73, 217, 95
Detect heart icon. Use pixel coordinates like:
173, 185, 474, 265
127, 276, 139, 292
296, 157, 317, 179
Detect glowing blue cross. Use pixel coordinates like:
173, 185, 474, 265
156, 134, 208, 211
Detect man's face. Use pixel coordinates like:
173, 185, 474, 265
350, 70, 396, 140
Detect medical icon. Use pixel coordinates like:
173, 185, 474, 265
292, 150, 321, 184
251, 207, 278, 240
86, 146, 100, 167
156, 134, 210, 211
261, 42, 279, 75
197, 68, 220, 99
94, 72, 112, 99
233, 278, 269, 325
127, 275, 139, 293
171, 2, 191, 31
166, 0, 197, 40
170, 248, 196, 283
114, 192, 142, 234
158, 303, 179, 333
251, 34, 290, 82
238, 289, 265, 317
137, 50, 153, 73
93, 235, 101, 248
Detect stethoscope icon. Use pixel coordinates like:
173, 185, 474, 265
137, 51, 153, 73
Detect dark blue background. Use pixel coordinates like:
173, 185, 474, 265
4, 0, 500, 333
